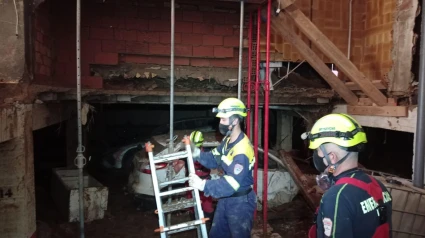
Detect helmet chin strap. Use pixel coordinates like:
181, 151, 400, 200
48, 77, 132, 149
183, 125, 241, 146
225, 117, 236, 137
320, 144, 351, 174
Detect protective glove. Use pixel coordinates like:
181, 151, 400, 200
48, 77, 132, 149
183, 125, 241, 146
189, 173, 206, 191
189, 141, 201, 161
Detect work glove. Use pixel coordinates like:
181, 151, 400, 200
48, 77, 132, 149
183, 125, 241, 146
189, 173, 206, 191
189, 141, 201, 161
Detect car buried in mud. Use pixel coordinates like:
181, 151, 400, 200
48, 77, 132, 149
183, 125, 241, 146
101, 117, 299, 211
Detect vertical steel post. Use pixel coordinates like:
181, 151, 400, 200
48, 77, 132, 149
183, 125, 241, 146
246, 13, 253, 139
413, 0, 425, 188
263, 0, 271, 233
169, 0, 175, 152
237, 1, 245, 100
76, 0, 86, 236
167, 0, 176, 227
253, 7, 261, 219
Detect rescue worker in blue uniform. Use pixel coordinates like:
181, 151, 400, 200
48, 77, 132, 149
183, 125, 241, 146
302, 113, 392, 238
188, 97, 257, 238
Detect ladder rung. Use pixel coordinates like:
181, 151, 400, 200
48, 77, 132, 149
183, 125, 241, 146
153, 151, 188, 163
162, 198, 196, 213
160, 187, 194, 197
156, 219, 207, 233
160, 177, 190, 187
167, 225, 198, 235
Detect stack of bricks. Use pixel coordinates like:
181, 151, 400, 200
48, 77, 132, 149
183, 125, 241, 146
360, 0, 395, 81
45, 0, 248, 89
34, 1, 53, 85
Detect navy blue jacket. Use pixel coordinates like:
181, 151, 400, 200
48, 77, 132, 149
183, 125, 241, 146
316, 169, 393, 238
197, 132, 255, 198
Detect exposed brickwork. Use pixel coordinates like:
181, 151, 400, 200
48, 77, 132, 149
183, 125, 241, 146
360, 0, 395, 81
32, 0, 246, 88
270, 0, 399, 84
34, 1, 53, 85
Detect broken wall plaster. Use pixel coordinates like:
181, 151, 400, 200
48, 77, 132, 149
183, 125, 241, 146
388, 0, 418, 96
92, 63, 245, 87
0, 0, 25, 83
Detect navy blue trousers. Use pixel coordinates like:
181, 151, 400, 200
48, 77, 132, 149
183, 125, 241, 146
209, 190, 256, 238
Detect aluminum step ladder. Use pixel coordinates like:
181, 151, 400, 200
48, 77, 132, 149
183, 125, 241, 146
145, 136, 209, 238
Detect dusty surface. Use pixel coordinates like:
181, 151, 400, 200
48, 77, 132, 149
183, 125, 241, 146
93, 64, 243, 88
35, 168, 199, 238
35, 164, 313, 238
266, 196, 313, 237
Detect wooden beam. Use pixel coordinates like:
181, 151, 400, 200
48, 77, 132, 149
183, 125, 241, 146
347, 105, 408, 117
279, 150, 321, 210
345, 80, 387, 91
281, 5, 388, 106
279, 0, 296, 9
268, 14, 358, 105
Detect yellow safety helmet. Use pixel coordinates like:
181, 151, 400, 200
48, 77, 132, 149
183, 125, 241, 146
212, 98, 247, 118
190, 130, 204, 148
303, 113, 367, 151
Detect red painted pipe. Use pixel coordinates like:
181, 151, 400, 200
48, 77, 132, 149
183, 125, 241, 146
253, 7, 261, 220
246, 13, 253, 139
263, 0, 271, 234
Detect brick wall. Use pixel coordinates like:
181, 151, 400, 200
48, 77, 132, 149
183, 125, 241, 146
38, 0, 247, 89
360, 0, 395, 82
269, 0, 400, 84
34, 1, 54, 85
270, 0, 362, 64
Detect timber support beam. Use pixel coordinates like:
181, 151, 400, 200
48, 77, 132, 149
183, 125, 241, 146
277, 0, 388, 106
266, 12, 359, 105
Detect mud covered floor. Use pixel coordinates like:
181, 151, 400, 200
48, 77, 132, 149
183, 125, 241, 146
35, 167, 313, 238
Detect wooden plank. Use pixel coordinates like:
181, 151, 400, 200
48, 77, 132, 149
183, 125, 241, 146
280, 4, 388, 106
278, 150, 321, 210
268, 13, 359, 105
347, 105, 408, 117
412, 195, 425, 237
279, 0, 296, 8
345, 80, 388, 91
399, 192, 421, 238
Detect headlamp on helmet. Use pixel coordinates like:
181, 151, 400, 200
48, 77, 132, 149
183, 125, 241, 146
302, 113, 367, 173
213, 97, 248, 118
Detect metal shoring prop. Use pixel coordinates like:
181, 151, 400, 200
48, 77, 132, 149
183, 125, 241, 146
167, 0, 176, 229
75, 0, 86, 236
237, 0, 245, 100
263, 0, 272, 234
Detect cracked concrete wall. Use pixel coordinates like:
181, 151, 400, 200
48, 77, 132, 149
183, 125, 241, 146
0, 0, 25, 83
0, 105, 36, 238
